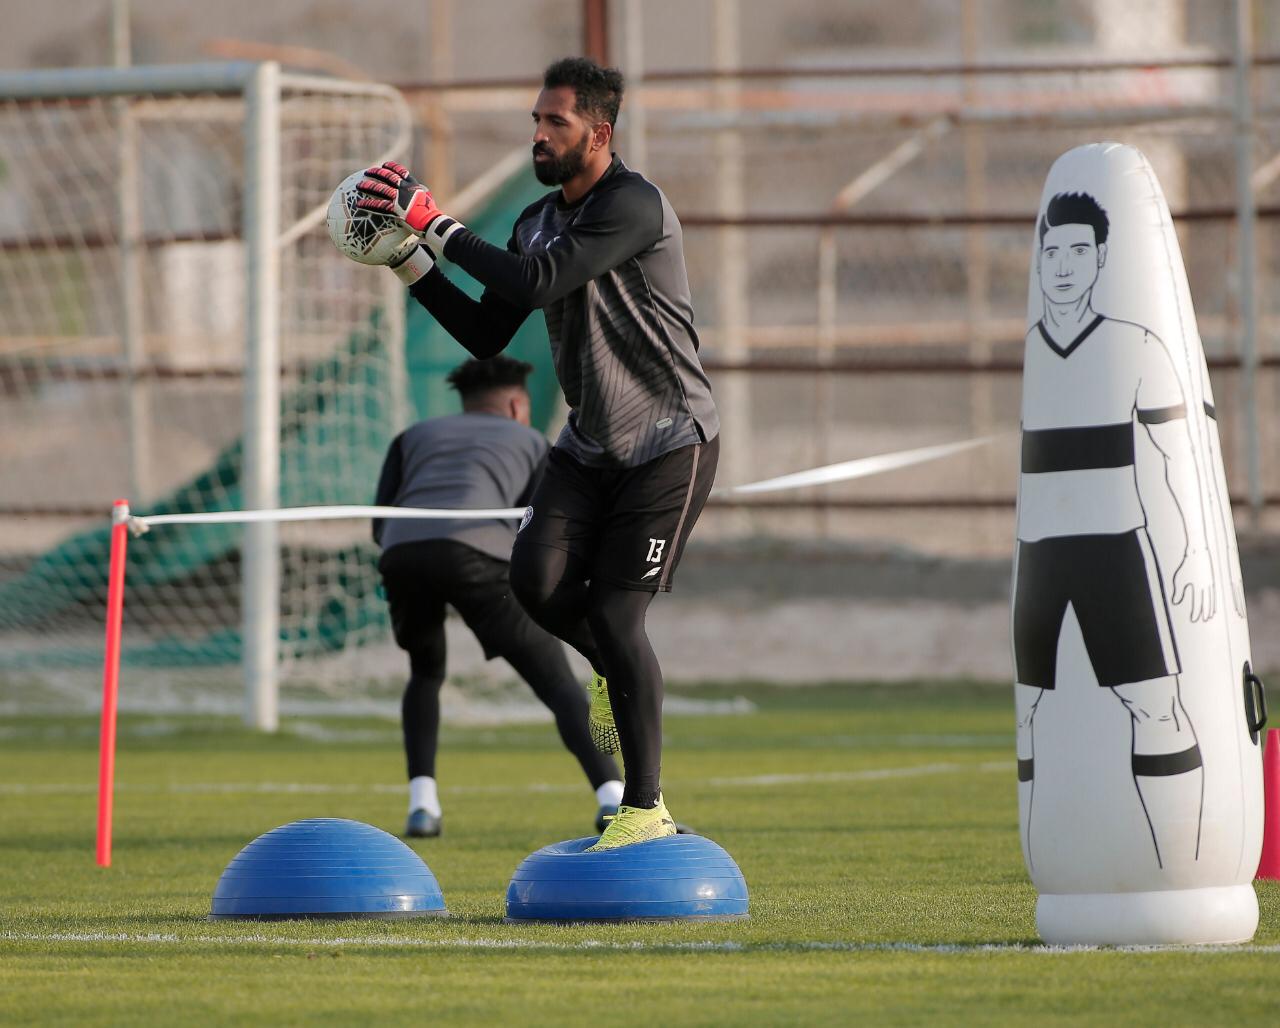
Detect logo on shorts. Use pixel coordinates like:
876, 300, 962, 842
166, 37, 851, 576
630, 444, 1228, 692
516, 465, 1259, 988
646, 538, 667, 563
642, 566, 663, 580
519, 506, 534, 533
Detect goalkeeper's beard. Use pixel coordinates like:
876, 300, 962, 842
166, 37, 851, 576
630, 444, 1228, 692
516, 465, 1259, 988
532, 131, 591, 186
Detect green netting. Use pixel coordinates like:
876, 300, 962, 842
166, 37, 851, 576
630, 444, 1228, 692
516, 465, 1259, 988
0, 167, 557, 672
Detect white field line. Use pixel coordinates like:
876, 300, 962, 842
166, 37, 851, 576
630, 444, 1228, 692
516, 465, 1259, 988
0, 781, 573, 797
3, 930, 1279, 956
0, 762, 1012, 797
708, 761, 1009, 787
0, 698, 761, 731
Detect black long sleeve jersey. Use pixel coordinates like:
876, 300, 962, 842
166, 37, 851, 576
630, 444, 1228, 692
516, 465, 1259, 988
409, 155, 719, 469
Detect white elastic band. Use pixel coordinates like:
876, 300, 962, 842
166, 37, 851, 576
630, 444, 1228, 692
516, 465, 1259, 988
718, 435, 1004, 497
129, 504, 526, 536
125, 434, 1001, 534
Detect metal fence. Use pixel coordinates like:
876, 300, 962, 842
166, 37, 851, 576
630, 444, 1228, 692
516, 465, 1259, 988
3, 0, 1278, 558
1, 0, 1278, 713
390, 0, 1280, 556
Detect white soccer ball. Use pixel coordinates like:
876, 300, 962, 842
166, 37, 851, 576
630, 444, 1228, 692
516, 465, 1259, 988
325, 169, 415, 266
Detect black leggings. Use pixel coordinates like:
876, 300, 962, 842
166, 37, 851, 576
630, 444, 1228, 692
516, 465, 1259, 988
382, 540, 617, 790
509, 544, 663, 809
402, 632, 613, 789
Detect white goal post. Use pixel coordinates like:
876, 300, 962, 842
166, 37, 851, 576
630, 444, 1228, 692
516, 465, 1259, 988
0, 63, 412, 730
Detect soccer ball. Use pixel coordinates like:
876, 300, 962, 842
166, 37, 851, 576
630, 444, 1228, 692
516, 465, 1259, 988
325, 169, 415, 266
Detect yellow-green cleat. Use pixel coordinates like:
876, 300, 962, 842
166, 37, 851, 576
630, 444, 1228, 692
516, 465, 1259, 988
587, 671, 619, 754
586, 795, 677, 851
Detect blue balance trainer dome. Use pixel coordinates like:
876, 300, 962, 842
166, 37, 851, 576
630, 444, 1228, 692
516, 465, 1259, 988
505, 833, 749, 922
210, 818, 447, 920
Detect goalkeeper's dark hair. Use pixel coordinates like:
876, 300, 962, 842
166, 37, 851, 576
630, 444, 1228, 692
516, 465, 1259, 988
446, 356, 534, 401
543, 57, 625, 126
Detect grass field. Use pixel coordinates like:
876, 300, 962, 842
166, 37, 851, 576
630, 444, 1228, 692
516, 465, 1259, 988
2, 681, 1277, 1025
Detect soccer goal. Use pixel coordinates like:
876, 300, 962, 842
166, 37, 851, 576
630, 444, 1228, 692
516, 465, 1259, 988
0, 62, 413, 729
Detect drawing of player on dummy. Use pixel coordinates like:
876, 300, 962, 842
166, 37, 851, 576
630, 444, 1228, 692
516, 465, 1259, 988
1014, 190, 1217, 870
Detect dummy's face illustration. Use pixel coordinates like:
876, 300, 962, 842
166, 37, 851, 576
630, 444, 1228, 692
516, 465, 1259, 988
1038, 223, 1107, 304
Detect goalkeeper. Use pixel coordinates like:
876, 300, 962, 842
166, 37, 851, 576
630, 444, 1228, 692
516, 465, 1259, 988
358, 56, 719, 850
374, 356, 623, 839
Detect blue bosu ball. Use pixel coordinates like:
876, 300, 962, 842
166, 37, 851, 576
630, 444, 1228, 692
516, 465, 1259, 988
210, 818, 448, 920
505, 833, 749, 922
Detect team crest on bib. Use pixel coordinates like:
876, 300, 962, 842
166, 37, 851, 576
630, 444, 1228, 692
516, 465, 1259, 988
518, 506, 534, 533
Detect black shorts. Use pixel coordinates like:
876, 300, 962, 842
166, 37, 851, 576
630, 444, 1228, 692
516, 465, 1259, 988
1013, 530, 1180, 690
512, 435, 719, 592
378, 538, 551, 660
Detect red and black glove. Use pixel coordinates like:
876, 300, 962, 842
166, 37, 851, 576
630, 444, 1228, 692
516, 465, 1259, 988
355, 162, 465, 257
356, 161, 446, 234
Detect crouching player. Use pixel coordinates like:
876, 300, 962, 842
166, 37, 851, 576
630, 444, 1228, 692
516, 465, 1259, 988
374, 357, 623, 838
359, 56, 719, 849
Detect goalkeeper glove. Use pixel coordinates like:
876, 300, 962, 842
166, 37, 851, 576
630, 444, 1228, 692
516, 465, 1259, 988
356, 162, 463, 251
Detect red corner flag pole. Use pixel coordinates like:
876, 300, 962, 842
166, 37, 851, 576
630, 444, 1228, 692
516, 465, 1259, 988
1258, 729, 1280, 880
96, 500, 130, 868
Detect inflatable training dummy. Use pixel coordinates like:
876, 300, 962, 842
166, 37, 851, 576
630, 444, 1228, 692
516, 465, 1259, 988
1013, 142, 1266, 945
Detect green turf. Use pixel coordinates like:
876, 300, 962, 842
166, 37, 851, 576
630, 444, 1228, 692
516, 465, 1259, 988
1, 681, 1276, 1025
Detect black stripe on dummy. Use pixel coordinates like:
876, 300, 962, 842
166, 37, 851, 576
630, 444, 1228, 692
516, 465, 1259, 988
1204, 401, 1217, 421
1136, 404, 1187, 425
1017, 759, 1034, 783
1021, 423, 1134, 473
1132, 745, 1203, 777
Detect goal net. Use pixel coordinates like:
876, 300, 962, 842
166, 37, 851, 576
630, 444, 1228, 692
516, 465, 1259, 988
0, 63, 415, 722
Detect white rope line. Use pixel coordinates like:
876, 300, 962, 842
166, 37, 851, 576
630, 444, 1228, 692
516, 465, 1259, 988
124, 434, 1003, 534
